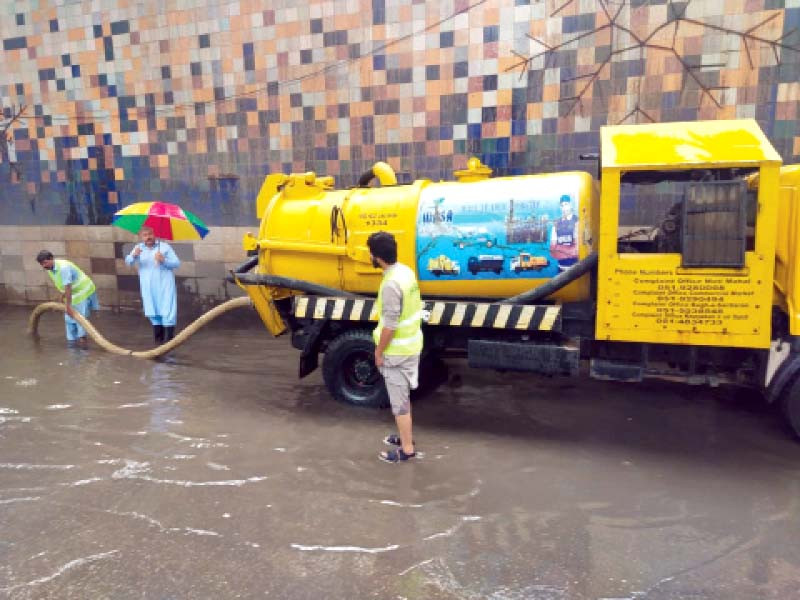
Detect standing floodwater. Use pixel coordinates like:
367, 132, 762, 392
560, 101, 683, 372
2, 304, 800, 599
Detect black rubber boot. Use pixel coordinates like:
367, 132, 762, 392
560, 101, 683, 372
164, 326, 175, 342
153, 325, 164, 344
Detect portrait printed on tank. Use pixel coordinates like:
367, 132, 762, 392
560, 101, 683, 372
549, 194, 579, 272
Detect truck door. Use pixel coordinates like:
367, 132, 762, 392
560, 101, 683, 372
595, 120, 781, 349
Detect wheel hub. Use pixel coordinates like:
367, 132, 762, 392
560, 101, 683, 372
353, 358, 374, 383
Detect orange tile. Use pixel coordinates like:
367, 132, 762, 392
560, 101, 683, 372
543, 84, 560, 102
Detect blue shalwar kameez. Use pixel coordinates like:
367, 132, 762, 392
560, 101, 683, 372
125, 241, 181, 326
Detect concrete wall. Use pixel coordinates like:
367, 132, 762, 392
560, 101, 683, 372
0, 225, 251, 315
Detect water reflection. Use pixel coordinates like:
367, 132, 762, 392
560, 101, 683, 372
144, 361, 182, 433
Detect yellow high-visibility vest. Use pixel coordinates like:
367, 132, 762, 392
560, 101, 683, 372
373, 262, 423, 356
47, 259, 96, 304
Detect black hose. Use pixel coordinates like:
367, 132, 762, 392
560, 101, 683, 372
357, 168, 376, 187
226, 272, 363, 298
233, 255, 259, 273
504, 252, 598, 304
229, 254, 363, 297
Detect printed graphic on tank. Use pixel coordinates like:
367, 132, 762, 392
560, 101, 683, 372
415, 178, 581, 281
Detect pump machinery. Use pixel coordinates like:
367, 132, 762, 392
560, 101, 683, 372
228, 119, 800, 440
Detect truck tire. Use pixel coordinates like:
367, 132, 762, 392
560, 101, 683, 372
416, 352, 448, 396
780, 374, 800, 440
322, 329, 389, 408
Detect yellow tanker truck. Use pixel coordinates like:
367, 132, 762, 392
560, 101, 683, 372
230, 119, 800, 439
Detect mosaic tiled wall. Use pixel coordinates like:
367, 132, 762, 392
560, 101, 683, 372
1, 0, 800, 230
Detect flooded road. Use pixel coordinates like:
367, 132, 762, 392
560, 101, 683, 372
2, 304, 800, 599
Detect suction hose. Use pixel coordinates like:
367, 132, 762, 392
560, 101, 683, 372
226, 256, 364, 298
27, 296, 252, 359
504, 252, 598, 304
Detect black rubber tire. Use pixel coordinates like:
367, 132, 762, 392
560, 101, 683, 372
780, 374, 800, 440
415, 352, 448, 397
322, 329, 389, 408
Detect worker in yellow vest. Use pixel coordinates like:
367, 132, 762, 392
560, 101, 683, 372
367, 232, 423, 463
37, 250, 100, 344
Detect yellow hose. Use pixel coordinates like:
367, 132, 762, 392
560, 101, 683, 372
27, 296, 253, 359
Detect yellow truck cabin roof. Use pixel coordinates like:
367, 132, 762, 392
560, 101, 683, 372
601, 119, 782, 170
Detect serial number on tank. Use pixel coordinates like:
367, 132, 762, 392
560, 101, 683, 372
360, 212, 398, 227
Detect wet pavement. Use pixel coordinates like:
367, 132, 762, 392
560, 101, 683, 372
1, 304, 800, 599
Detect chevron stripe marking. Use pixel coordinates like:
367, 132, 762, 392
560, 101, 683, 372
293, 296, 560, 331
471, 303, 489, 327
515, 305, 535, 329
296, 296, 309, 318
332, 298, 346, 320
428, 302, 446, 325
350, 299, 365, 320
313, 298, 327, 319
451, 303, 467, 326
539, 306, 561, 331
493, 304, 512, 328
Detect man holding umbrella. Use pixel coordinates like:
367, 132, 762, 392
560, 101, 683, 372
125, 225, 181, 344
115, 201, 209, 345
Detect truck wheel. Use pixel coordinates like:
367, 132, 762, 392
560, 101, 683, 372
322, 330, 389, 408
416, 352, 448, 396
780, 374, 800, 439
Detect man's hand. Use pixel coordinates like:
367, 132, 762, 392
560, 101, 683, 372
154, 250, 165, 264
132, 245, 142, 257
374, 349, 384, 368
65, 305, 76, 318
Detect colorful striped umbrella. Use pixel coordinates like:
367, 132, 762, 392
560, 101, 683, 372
112, 201, 210, 241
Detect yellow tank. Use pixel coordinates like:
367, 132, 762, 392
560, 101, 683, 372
244, 160, 599, 304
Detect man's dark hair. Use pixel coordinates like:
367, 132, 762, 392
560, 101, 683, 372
36, 250, 54, 264
367, 231, 398, 265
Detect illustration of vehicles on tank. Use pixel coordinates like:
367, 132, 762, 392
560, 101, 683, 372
427, 255, 461, 277
467, 254, 504, 275
510, 253, 550, 273
452, 226, 497, 249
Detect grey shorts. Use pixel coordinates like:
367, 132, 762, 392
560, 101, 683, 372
379, 354, 420, 416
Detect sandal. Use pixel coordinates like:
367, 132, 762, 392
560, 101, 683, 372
379, 448, 416, 463
383, 434, 415, 447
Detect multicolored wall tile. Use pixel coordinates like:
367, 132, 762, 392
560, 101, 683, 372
1, 0, 799, 227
